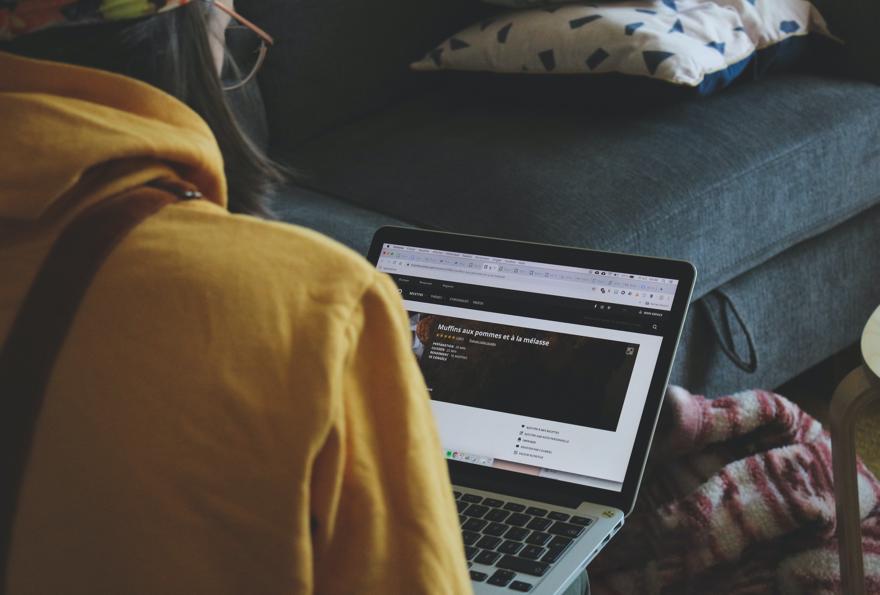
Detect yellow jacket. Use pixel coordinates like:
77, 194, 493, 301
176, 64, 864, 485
0, 51, 470, 595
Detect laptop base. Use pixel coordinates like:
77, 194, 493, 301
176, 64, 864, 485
455, 485, 623, 595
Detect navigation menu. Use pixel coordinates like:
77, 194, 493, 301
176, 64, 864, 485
395, 274, 667, 336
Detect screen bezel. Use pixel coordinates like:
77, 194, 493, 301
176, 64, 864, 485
368, 226, 696, 515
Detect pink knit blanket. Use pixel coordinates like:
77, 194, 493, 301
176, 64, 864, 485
590, 387, 880, 594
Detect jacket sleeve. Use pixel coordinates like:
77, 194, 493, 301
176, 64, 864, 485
310, 272, 472, 595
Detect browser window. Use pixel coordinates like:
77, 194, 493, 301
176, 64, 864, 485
377, 243, 681, 492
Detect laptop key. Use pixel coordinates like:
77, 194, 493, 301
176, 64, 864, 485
525, 531, 551, 546
570, 516, 592, 526
548, 536, 573, 549
541, 546, 566, 564
488, 569, 516, 587
526, 507, 547, 517
462, 531, 481, 546
526, 518, 552, 531
496, 555, 550, 577
453, 491, 462, 499
464, 504, 490, 518
503, 502, 526, 512
504, 527, 529, 541
483, 498, 504, 507
483, 522, 508, 537
520, 545, 545, 560
509, 580, 534, 592
507, 513, 531, 527
475, 549, 501, 565
464, 546, 478, 560
547, 511, 570, 521
485, 509, 510, 522
548, 521, 584, 538
475, 535, 502, 550
456, 501, 469, 513
498, 540, 523, 555
469, 570, 488, 582
463, 518, 488, 532
461, 494, 483, 503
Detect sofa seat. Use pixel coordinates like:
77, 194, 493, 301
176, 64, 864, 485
289, 73, 880, 299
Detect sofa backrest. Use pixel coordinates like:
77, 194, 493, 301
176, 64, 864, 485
238, 0, 490, 154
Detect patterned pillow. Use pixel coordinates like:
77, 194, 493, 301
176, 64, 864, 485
411, 0, 835, 95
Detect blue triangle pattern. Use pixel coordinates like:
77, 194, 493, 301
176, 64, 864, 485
662, 0, 677, 11
669, 19, 684, 33
429, 48, 443, 67
780, 20, 800, 33
539, 49, 556, 71
497, 23, 513, 44
625, 22, 644, 35
449, 37, 470, 50
586, 47, 609, 70
636, 8, 657, 14
569, 14, 602, 30
643, 50, 674, 75
706, 41, 725, 54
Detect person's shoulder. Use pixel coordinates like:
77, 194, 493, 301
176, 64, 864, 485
134, 200, 384, 313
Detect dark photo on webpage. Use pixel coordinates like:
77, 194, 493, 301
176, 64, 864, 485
408, 312, 639, 432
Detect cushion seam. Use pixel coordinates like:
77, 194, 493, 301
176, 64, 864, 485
624, 118, 874, 290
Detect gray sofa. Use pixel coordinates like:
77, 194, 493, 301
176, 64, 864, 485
239, 0, 880, 397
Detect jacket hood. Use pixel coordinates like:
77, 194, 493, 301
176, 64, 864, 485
0, 50, 226, 221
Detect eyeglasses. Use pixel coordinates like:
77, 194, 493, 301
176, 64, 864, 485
209, 0, 274, 91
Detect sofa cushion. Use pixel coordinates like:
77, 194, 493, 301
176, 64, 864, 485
287, 73, 880, 298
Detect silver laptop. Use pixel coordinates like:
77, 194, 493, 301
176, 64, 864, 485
369, 227, 696, 594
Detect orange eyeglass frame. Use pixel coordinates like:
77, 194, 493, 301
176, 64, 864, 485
209, 0, 274, 90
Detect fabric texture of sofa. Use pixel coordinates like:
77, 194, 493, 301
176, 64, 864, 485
238, 0, 880, 397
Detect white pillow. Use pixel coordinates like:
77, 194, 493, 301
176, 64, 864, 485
411, 0, 834, 93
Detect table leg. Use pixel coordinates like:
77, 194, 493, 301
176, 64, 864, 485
830, 365, 880, 595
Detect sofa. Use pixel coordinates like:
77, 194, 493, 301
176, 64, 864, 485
237, 0, 880, 397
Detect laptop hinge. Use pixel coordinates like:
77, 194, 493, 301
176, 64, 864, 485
453, 473, 585, 509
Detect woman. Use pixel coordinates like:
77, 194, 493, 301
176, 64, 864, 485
0, 1, 470, 593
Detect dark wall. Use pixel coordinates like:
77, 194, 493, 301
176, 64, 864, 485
811, 0, 880, 83
237, 0, 493, 152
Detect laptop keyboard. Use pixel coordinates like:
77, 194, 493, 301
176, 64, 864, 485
455, 490, 593, 591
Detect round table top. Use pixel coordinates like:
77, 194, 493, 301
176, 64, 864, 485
864, 304, 880, 379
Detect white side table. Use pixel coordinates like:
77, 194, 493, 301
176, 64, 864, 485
831, 304, 880, 595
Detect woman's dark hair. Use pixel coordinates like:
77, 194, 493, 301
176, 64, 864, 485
1, 3, 282, 217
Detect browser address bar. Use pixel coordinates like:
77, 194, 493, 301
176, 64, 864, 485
382, 251, 670, 294
407, 261, 505, 280
375, 244, 676, 310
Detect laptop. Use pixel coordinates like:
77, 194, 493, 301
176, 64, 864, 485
368, 227, 696, 594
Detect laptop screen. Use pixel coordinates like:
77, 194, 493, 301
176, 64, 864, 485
376, 242, 681, 493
